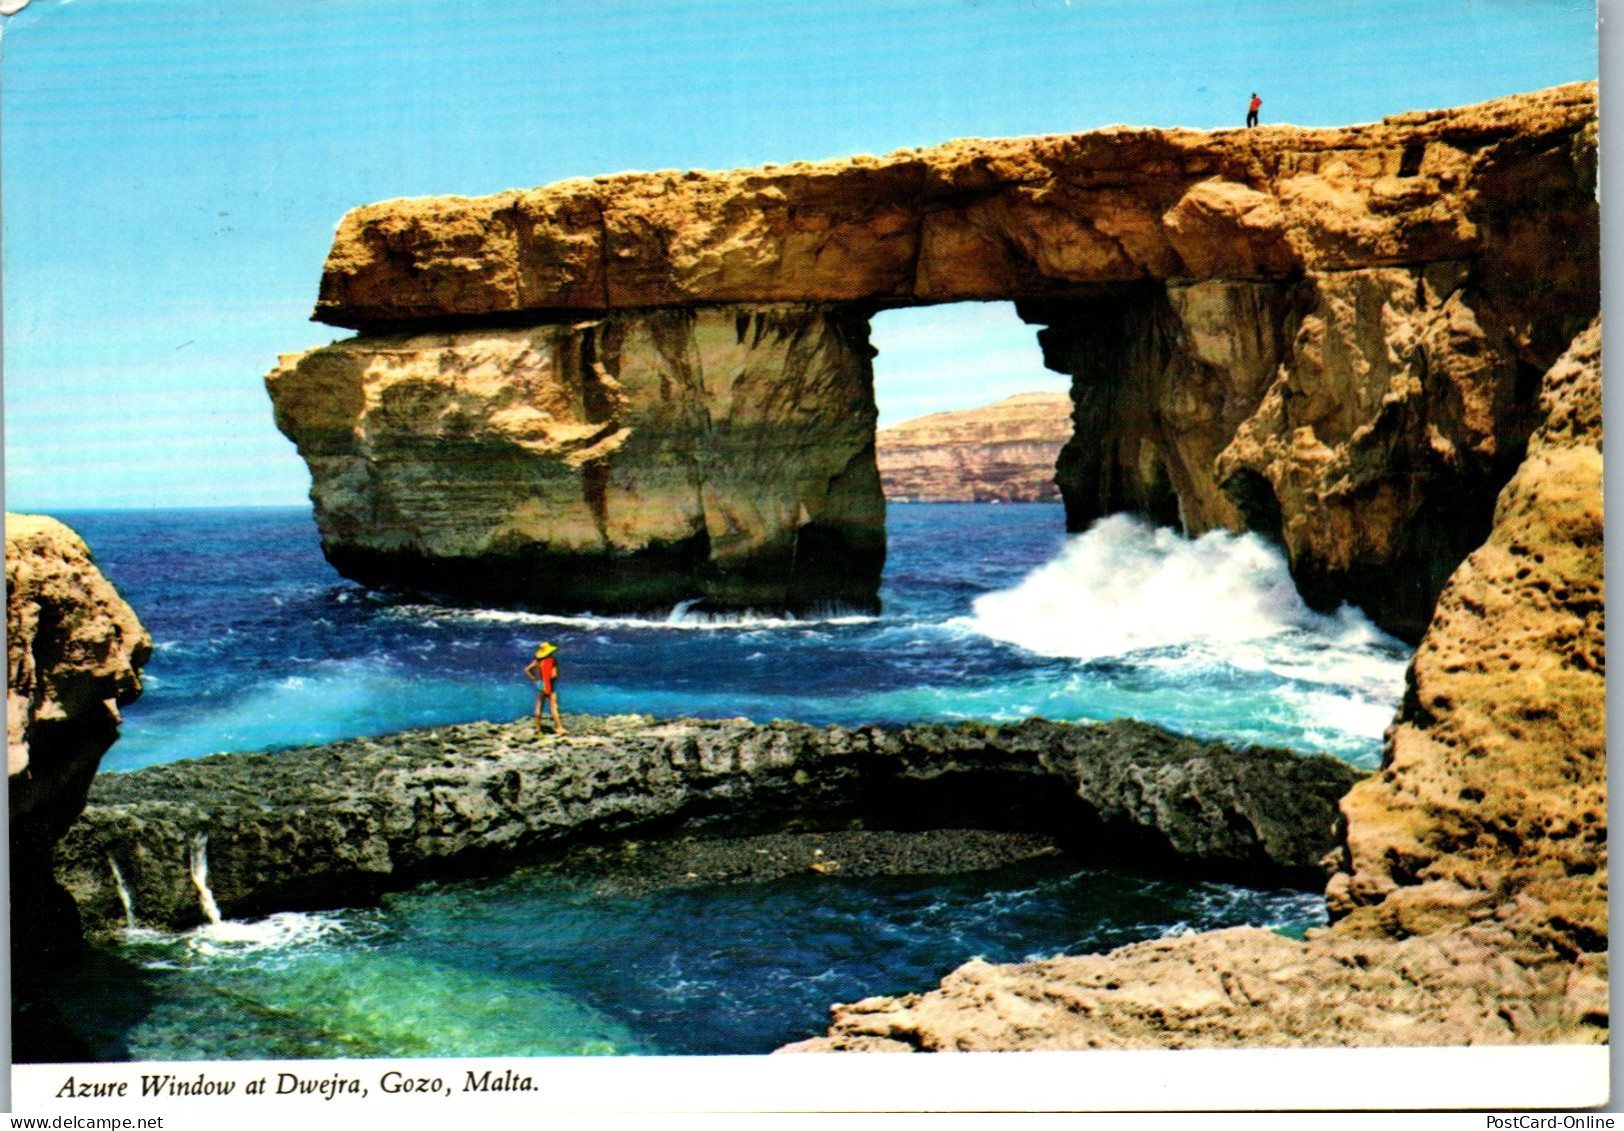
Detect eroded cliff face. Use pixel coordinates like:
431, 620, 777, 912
781, 318, 1605, 1052
269, 305, 883, 611
876, 392, 1071, 502
7, 514, 151, 969
1027, 248, 1593, 640
1326, 319, 1605, 952
272, 83, 1597, 629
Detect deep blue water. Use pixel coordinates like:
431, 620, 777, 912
63, 504, 1407, 772
55, 859, 1326, 1060
42, 503, 1409, 1060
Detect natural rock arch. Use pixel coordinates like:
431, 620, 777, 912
267, 83, 1597, 640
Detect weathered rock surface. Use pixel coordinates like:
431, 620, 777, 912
783, 319, 1605, 1052
876, 392, 1070, 502
268, 306, 883, 612
7, 514, 151, 968
54, 715, 1360, 932
1326, 318, 1606, 950
536, 827, 1067, 895
312, 85, 1595, 324
272, 83, 1598, 635
778, 921, 1602, 1051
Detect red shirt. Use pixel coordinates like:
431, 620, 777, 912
1249, 96, 1262, 111
536, 656, 558, 694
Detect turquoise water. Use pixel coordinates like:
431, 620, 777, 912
50, 857, 1326, 1060
37, 503, 1403, 1060
65, 505, 1408, 772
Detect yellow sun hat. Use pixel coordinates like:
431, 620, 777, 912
535, 642, 558, 659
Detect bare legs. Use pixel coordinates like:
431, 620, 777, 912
535, 689, 566, 737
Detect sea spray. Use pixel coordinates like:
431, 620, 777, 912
960, 514, 1411, 754
187, 833, 223, 925
107, 855, 136, 929
966, 514, 1324, 659
90, 503, 1399, 769
966, 515, 1406, 663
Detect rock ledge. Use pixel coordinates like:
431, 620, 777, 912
56, 715, 1359, 932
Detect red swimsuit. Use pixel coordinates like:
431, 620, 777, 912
536, 656, 558, 695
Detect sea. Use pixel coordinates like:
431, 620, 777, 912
40, 503, 1412, 1060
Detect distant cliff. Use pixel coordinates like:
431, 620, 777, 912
268, 82, 1599, 638
876, 392, 1070, 502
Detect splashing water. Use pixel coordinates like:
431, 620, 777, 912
69, 505, 1410, 770
970, 515, 1329, 655
957, 515, 1411, 761
107, 856, 136, 930
965, 514, 1407, 684
187, 833, 223, 926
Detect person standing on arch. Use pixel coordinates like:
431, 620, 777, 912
1246, 92, 1262, 128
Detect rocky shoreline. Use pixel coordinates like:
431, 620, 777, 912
55, 714, 1359, 934
783, 320, 1607, 1052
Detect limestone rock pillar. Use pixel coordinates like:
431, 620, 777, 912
267, 304, 884, 614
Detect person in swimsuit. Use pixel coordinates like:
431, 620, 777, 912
524, 641, 566, 737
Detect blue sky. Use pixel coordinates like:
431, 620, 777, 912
0, 0, 1600, 509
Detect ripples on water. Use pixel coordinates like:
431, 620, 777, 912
51, 857, 1327, 1060
66, 504, 1410, 773
45, 504, 1404, 1060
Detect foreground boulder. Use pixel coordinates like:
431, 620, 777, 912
783, 319, 1605, 1051
268, 84, 1598, 635
55, 716, 1359, 932
7, 514, 151, 968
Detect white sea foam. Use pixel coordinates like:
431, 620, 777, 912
966, 515, 1320, 658
387, 601, 878, 633
182, 911, 352, 958
961, 514, 1411, 740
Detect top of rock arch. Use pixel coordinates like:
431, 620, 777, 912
314, 82, 1596, 330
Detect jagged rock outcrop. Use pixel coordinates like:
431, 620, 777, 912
1326, 318, 1605, 949
781, 319, 1605, 1052
876, 392, 1070, 502
54, 715, 1359, 932
269, 83, 1598, 634
7, 514, 151, 968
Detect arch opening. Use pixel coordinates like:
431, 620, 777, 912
868, 301, 1073, 507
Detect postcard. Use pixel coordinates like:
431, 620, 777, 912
3, 0, 1608, 1116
